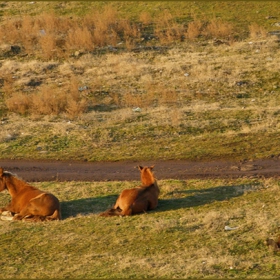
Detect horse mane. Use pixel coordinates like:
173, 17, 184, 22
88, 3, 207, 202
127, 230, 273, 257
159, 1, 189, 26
3, 171, 25, 183
3, 171, 19, 178
3, 171, 38, 190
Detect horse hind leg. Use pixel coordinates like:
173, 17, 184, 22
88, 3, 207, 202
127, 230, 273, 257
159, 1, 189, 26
24, 194, 61, 221
22, 215, 45, 222
12, 213, 42, 222
12, 204, 46, 221
18, 210, 61, 222
45, 209, 61, 221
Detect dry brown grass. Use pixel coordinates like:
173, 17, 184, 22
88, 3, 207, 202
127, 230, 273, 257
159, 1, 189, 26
39, 33, 57, 60
2, 74, 14, 98
249, 23, 267, 39
5, 80, 88, 118
139, 11, 152, 25
5, 92, 31, 115
186, 20, 204, 40
203, 19, 234, 39
0, 6, 240, 59
2, 33, 279, 120
154, 10, 185, 45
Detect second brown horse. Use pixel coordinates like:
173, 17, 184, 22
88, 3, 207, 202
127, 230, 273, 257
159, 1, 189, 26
100, 165, 159, 216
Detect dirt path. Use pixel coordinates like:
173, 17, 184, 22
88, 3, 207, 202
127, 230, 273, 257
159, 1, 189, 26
1, 158, 280, 182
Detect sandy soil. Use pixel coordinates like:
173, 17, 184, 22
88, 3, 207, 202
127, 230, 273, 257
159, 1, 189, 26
1, 158, 280, 182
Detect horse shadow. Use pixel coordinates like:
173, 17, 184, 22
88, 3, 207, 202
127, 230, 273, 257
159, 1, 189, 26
60, 183, 261, 218
156, 183, 261, 213
60, 195, 118, 219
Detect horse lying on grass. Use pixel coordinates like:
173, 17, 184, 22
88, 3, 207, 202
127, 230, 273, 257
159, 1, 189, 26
0, 167, 61, 221
100, 165, 159, 216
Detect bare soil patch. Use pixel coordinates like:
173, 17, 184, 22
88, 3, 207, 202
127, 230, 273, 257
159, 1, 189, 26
1, 158, 280, 182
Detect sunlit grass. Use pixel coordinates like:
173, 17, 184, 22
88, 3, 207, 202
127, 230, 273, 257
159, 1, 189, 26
0, 178, 279, 278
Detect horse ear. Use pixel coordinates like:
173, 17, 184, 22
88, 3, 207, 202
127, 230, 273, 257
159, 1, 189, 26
0, 167, 3, 177
150, 165, 155, 170
138, 166, 143, 170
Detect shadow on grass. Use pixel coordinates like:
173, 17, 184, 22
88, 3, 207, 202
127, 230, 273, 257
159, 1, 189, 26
156, 183, 261, 213
60, 195, 118, 219
60, 184, 262, 218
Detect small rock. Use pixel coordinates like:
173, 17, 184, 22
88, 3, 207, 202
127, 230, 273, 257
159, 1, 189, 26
224, 225, 239, 231
11, 45, 21, 54
132, 107, 141, 112
78, 86, 88, 91
27, 79, 42, 87
39, 29, 46, 36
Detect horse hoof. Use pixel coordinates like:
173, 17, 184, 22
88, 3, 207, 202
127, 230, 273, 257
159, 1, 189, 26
1, 214, 14, 221
1, 211, 12, 216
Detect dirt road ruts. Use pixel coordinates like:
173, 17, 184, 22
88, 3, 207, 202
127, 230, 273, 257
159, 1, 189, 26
1, 158, 280, 182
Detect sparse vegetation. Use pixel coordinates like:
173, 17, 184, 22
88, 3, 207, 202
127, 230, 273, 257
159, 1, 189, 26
0, 2, 279, 162
1, 35, 280, 161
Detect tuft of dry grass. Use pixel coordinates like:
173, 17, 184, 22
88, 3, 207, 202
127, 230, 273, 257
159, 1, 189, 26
249, 23, 267, 39
186, 20, 204, 40
139, 11, 152, 26
203, 19, 234, 39
5, 79, 88, 118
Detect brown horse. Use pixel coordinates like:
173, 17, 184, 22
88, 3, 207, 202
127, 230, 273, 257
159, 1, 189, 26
100, 165, 159, 216
0, 167, 61, 221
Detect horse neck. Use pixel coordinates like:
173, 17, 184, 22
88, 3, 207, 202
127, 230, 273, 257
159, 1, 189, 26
141, 170, 156, 186
4, 175, 30, 197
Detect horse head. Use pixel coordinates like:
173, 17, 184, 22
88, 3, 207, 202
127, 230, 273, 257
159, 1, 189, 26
0, 167, 7, 192
138, 165, 156, 186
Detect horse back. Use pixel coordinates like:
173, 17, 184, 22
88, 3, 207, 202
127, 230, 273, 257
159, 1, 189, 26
140, 182, 159, 197
119, 183, 159, 212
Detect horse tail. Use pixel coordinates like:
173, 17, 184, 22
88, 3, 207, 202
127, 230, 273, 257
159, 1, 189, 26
99, 208, 122, 217
46, 209, 61, 221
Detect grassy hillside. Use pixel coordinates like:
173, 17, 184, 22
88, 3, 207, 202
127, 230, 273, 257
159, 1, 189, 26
0, 177, 279, 278
0, 1, 280, 162
0, 3, 280, 279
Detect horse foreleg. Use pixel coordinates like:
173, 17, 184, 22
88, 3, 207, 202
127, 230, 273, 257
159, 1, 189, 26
13, 204, 38, 221
0, 202, 15, 214
0, 210, 14, 221
0, 207, 7, 214
0, 203, 16, 220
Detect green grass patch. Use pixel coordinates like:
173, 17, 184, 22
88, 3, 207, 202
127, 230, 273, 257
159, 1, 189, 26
0, 178, 279, 278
